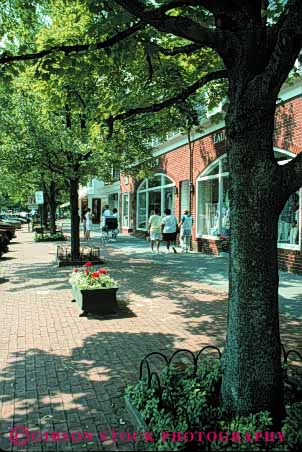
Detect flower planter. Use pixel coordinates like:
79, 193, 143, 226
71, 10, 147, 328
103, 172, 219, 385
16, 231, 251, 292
124, 396, 152, 450
71, 284, 118, 316
124, 395, 148, 432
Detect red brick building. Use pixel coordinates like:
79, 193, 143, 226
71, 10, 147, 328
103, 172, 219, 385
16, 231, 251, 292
120, 80, 302, 273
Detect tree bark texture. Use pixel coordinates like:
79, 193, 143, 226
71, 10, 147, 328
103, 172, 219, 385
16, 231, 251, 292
221, 85, 285, 421
69, 177, 80, 261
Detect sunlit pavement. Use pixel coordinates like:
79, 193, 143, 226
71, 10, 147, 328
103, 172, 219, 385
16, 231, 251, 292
0, 227, 301, 451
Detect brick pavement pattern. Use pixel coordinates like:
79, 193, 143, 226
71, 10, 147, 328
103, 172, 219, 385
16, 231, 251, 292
0, 228, 301, 451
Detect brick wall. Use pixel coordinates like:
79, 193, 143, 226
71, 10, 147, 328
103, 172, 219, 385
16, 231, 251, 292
278, 248, 302, 274
119, 95, 302, 272
274, 95, 302, 154
195, 238, 222, 255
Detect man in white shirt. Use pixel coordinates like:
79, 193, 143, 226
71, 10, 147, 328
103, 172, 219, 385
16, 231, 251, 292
148, 207, 162, 253
101, 205, 111, 228
161, 208, 178, 253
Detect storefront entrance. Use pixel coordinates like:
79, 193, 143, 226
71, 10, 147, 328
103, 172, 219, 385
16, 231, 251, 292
136, 174, 175, 230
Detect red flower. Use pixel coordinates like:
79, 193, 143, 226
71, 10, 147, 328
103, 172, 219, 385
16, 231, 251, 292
98, 269, 108, 275
85, 269, 90, 276
92, 271, 100, 278
84, 261, 93, 267
73, 268, 79, 272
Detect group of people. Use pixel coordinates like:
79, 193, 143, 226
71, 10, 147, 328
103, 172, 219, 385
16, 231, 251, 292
82, 205, 118, 240
148, 208, 193, 253
81, 205, 192, 251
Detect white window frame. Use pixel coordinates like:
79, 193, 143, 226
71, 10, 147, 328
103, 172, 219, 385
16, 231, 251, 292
275, 151, 301, 251
122, 193, 130, 228
196, 149, 301, 251
196, 154, 227, 238
136, 174, 175, 230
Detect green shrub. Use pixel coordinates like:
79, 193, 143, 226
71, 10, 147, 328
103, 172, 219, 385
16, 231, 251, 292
34, 232, 66, 242
126, 359, 302, 451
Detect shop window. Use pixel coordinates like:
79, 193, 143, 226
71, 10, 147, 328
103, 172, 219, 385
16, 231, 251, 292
196, 151, 300, 250
122, 193, 130, 228
136, 174, 175, 230
277, 154, 301, 250
137, 191, 147, 229
108, 193, 119, 211
148, 175, 162, 189
278, 192, 300, 245
198, 178, 219, 236
92, 198, 101, 224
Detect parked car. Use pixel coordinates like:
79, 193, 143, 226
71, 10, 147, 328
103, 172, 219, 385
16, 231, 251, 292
0, 234, 9, 257
17, 213, 31, 223
0, 222, 16, 239
11, 215, 28, 224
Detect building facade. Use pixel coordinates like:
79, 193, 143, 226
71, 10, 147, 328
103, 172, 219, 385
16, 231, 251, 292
119, 80, 302, 273
79, 178, 120, 224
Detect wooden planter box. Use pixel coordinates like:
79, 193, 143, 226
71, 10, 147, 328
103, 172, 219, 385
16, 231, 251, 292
71, 285, 118, 316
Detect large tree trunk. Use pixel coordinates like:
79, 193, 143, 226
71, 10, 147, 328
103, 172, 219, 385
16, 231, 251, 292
49, 181, 57, 235
69, 177, 80, 260
221, 88, 285, 421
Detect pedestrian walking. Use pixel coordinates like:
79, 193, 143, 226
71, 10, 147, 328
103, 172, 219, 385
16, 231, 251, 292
101, 205, 112, 229
161, 208, 178, 253
179, 209, 193, 252
85, 208, 92, 240
82, 211, 87, 238
148, 207, 162, 253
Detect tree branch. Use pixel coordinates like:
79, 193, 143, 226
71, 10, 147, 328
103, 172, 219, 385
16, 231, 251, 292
282, 152, 302, 196
107, 69, 228, 136
156, 42, 202, 56
261, 0, 302, 97
0, 22, 143, 65
155, 1, 205, 13
113, 0, 218, 49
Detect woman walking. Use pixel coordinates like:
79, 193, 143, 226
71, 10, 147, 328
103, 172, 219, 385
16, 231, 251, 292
85, 208, 92, 240
161, 208, 178, 253
82, 211, 87, 239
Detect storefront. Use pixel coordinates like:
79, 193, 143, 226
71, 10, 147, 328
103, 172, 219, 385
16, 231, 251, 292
136, 174, 175, 230
196, 150, 301, 253
79, 179, 120, 225
119, 79, 302, 272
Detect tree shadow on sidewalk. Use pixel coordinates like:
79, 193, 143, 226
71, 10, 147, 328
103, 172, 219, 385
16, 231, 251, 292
0, 330, 195, 451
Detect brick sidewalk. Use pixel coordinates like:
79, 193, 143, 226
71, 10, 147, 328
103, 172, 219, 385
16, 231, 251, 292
0, 229, 301, 451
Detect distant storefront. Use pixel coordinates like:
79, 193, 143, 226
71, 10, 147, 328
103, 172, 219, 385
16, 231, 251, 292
79, 179, 120, 224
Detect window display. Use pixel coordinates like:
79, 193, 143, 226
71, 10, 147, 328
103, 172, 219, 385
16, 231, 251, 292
198, 178, 219, 236
136, 174, 175, 230
278, 192, 300, 245
137, 192, 147, 229
108, 193, 119, 210
122, 193, 130, 228
197, 152, 301, 250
